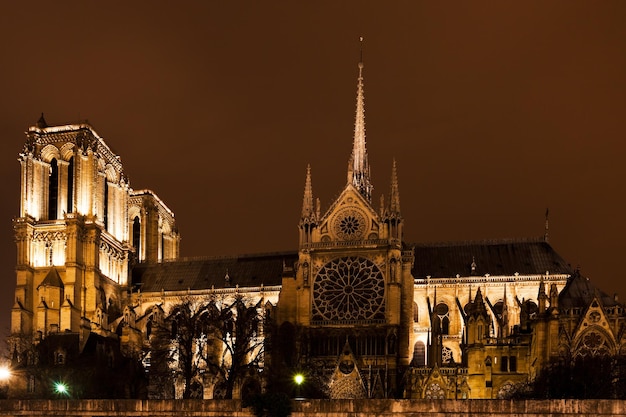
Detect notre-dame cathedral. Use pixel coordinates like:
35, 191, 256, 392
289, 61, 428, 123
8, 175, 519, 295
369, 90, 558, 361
10, 58, 626, 400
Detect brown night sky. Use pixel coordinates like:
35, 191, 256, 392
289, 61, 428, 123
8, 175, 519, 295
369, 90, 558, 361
0, 2, 625, 337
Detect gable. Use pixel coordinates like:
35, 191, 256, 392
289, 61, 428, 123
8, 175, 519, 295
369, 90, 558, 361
318, 184, 381, 242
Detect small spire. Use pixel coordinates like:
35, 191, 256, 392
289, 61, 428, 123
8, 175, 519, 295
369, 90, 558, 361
349, 37, 373, 202
301, 164, 314, 219
388, 159, 401, 215
36, 113, 48, 128
543, 207, 550, 243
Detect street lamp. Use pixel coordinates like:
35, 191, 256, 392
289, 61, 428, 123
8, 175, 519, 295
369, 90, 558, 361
54, 382, 69, 396
294, 373, 304, 399
0, 367, 10, 382
294, 374, 304, 385
0, 366, 10, 399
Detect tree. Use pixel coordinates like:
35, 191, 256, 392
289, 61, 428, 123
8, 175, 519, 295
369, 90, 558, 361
512, 355, 626, 399
149, 295, 264, 399
201, 295, 264, 399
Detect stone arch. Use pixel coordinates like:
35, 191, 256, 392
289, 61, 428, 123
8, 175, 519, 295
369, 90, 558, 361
59, 143, 75, 161
40, 144, 61, 163
128, 205, 141, 221
104, 164, 118, 183
574, 326, 615, 358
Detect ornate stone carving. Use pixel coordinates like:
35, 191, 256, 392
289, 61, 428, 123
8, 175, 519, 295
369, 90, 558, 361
332, 208, 367, 241
312, 256, 385, 323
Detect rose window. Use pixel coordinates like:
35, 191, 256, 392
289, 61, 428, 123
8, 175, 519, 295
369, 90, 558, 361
312, 256, 385, 323
332, 209, 367, 240
340, 216, 360, 235
576, 330, 611, 358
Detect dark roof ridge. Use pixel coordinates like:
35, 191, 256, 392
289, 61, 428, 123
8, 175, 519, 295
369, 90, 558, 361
410, 236, 546, 248
138, 250, 298, 265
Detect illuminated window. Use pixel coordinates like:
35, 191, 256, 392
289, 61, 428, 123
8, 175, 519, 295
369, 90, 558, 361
132, 217, 141, 260
49, 159, 58, 220
103, 181, 108, 230
66, 157, 74, 213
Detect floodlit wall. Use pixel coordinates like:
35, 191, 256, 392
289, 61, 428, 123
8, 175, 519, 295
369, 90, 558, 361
0, 399, 625, 417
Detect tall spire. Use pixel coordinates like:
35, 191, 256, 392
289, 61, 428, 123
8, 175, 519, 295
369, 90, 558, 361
350, 36, 373, 203
301, 164, 314, 219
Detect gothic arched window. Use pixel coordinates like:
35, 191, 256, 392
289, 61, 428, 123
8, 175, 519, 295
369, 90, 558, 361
132, 216, 141, 259
67, 156, 74, 213
48, 158, 58, 220
103, 181, 109, 231
435, 302, 450, 335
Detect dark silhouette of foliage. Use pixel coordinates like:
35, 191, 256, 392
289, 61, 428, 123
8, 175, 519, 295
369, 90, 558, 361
148, 295, 264, 399
513, 355, 626, 399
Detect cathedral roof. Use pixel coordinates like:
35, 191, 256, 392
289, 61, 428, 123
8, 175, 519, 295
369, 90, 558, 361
558, 271, 619, 309
411, 238, 573, 279
133, 252, 298, 292
133, 239, 573, 293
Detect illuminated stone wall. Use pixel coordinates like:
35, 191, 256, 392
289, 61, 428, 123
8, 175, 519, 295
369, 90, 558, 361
0, 399, 624, 416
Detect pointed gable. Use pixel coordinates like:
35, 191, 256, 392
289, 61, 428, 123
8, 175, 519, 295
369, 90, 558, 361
317, 184, 381, 242
38, 267, 64, 289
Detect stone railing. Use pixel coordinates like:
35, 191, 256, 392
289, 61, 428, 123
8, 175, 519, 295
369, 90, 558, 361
0, 399, 625, 416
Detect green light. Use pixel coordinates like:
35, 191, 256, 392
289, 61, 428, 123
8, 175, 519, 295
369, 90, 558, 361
54, 382, 68, 395
294, 374, 304, 385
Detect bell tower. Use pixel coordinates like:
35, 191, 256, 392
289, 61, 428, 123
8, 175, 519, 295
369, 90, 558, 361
12, 118, 132, 341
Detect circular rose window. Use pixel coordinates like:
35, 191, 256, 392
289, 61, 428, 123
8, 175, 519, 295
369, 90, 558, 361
332, 208, 367, 240
312, 256, 385, 323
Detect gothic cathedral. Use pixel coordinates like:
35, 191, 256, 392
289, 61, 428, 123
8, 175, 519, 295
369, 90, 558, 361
10, 58, 626, 400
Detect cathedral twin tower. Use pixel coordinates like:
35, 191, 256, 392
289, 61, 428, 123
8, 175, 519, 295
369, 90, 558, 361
13, 115, 179, 339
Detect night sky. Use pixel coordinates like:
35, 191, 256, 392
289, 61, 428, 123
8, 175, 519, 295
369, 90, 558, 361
1, 2, 625, 337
